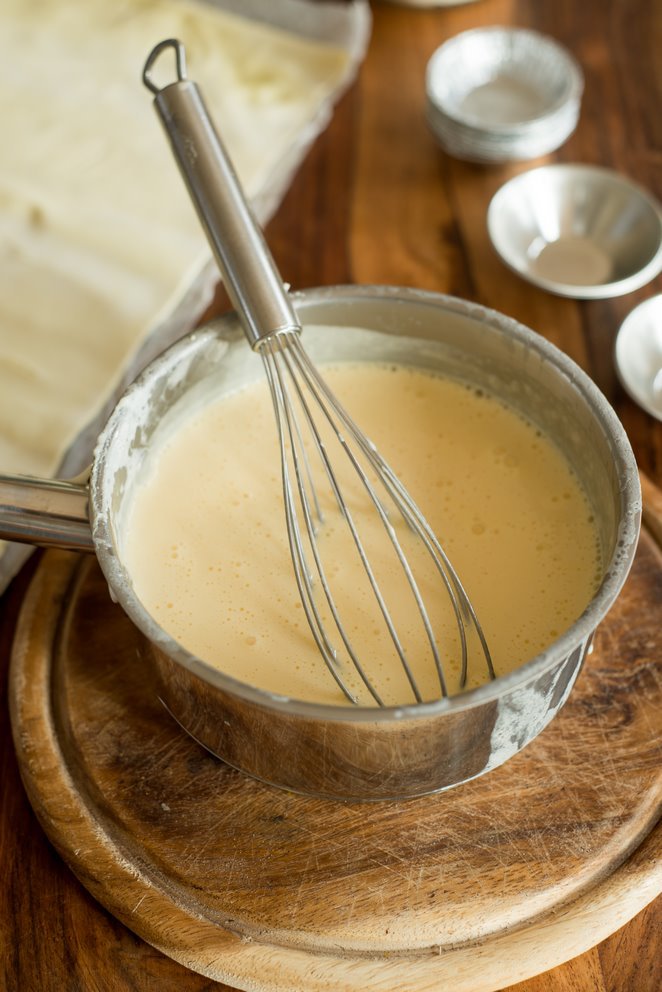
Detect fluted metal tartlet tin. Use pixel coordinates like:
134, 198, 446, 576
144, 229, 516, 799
426, 27, 583, 163
0, 285, 641, 801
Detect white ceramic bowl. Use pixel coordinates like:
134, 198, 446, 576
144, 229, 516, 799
488, 164, 662, 298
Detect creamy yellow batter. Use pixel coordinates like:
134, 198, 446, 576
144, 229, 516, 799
123, 359, 601, 706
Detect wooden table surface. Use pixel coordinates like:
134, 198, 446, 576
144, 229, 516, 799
1, 1, 661, 989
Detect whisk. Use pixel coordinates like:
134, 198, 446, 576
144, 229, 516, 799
142, 39, 494, 706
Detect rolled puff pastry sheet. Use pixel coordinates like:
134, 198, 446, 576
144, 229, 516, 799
0, 0, 370, 585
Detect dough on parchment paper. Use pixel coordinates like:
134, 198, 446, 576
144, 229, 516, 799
0, 0, 355, 483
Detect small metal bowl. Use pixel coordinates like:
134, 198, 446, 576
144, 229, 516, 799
426, 27, 583, 162
488, 165, 662, 298
615, 294, 662, 420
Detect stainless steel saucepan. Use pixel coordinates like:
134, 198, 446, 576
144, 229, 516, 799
0, 286, 641, 800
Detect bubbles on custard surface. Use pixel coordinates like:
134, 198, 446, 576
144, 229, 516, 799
123, 359, 602, 705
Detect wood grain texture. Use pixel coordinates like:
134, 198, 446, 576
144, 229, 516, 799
4, 503, 662, 991
2, 0, 662, 989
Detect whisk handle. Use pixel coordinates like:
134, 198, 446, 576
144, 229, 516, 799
143, 39, 301, 349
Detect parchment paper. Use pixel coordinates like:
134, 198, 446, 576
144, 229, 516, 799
0, 0, 371, 591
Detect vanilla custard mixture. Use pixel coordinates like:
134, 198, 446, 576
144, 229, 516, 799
124, 357, 602, 706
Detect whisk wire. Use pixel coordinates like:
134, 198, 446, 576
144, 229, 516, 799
271, 334, 419, 704
282, 337, 496, 695
375, 457, 496, 684
282, 339, 441, 702
263, 333, 485, 704
262, 336, 376, 704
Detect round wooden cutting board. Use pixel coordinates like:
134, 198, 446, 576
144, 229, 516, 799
8, 477, 662, 992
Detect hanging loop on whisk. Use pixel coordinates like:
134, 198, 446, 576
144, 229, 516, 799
142, 38, 188, 94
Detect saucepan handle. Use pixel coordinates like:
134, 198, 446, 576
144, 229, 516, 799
0, 472, 94, 552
